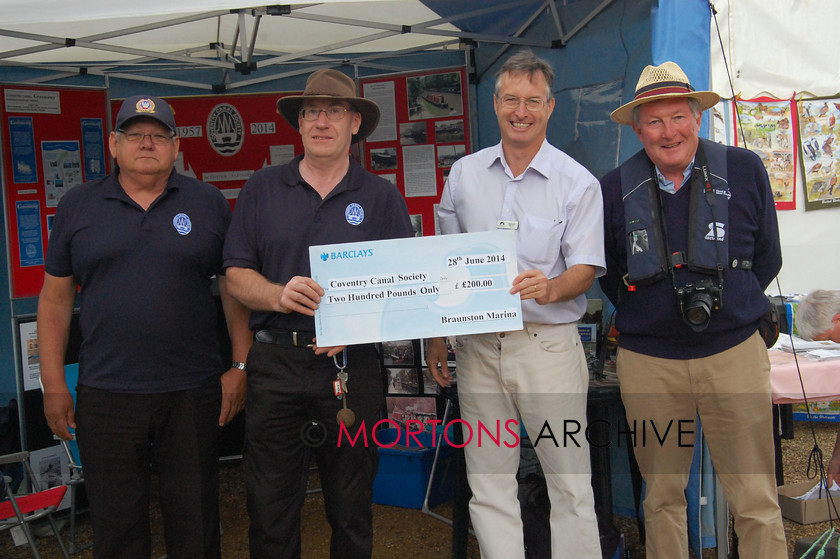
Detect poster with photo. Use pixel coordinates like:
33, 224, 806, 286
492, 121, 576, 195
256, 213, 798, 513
710, 101, 733, 146
360, 67, 471, 238
796, 97, 840, 210
399, 122, 428, 145
410, 214, 423, 237
422, 369, 439, 395
29, 445, 71, 510
421, 337, 457, 368
370, 147, 398, 171
381, 340, 415, 366
18, 319, 40, 391
406, 71, 464, 120
41, 140, 83, 207
436, 144, 466, 168
386, 396, 437, 428
734, 97, 797, 210
435, 119, 465, 143
380, 173, 397, 187
386, 368, 419, 395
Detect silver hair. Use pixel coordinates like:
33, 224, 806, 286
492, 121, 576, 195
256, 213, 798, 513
632, 97, 702, 127
795, 289, 840, 341
494, 49, 554, 100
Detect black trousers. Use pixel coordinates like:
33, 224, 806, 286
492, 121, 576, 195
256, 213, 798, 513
244, 341, 382, 559
75, 379, 222, 559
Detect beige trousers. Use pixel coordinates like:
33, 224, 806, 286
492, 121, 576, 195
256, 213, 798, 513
456, 323, 602, 559
617, 331, 788, 559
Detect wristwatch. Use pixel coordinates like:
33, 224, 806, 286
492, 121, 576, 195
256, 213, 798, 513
231, 361, 247, 372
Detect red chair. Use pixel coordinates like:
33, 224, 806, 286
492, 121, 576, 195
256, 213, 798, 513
1, 450, 71, 559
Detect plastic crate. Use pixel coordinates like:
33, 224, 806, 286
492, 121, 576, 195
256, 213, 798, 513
372, 427, 454, 509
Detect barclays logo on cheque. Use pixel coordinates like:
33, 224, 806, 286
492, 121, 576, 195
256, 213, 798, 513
320, 249, 374, 262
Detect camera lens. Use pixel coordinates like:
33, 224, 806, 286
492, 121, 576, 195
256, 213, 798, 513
683, 294, 713, 331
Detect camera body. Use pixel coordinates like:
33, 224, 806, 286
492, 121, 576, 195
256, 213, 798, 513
675, 278, 723, 332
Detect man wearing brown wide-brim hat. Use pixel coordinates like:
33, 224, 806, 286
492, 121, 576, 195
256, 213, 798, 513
223, 68, 413, 558
599, 61, 787, 559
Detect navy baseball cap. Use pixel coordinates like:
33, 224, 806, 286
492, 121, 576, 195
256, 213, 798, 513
115, 95, 176, 133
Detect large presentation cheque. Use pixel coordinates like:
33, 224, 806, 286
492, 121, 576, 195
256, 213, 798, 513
309, 230, 523, 346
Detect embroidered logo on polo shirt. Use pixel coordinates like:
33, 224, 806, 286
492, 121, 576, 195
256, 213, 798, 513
173, 213, 192, 235
345, 203, 364, 226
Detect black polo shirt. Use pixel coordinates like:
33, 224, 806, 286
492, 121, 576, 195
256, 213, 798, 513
223, 155, 413, 332
45, 170, 230, 393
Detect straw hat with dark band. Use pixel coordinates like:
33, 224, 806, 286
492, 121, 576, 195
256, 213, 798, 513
610, 61, 720, 125
277, 69, 380, 144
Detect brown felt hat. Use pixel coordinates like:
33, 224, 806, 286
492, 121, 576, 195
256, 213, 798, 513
277, 69, 380, 144
610, 61, 720, 125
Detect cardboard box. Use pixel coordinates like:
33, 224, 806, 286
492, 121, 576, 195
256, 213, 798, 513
372, 427, 454, 509
777, 480, 840, 524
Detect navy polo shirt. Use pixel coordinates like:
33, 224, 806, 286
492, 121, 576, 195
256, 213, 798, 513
45, 170, 230, 393
223, 155, 413, 332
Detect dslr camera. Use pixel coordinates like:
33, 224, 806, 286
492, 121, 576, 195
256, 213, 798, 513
675, 278, 723, 332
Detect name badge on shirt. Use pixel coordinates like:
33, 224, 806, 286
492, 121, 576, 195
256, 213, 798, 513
497, 220, 519, 230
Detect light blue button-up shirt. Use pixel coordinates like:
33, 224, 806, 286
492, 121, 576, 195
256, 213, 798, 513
438, 140, 606, 324
655, 158, 695, 194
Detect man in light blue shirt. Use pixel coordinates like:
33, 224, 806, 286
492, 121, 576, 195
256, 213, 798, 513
427, 49, 605, 559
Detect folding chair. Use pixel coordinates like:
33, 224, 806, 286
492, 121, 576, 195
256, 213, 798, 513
0, 450, 71, 559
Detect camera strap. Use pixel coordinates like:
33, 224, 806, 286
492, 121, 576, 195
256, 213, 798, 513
692, 143, 726, 288
650, 142, 726, 293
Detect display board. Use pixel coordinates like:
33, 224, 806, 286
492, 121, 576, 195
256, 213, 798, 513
1, 84, 111, 299
360, 67, 471, 237
111, 92, 304, 206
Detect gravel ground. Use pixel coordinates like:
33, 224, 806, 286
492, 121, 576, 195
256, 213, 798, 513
2, 420, 838, 558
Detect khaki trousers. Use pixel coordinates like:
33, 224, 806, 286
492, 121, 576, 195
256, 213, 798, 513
456, 323, 602, 559
617, 331, 787, 559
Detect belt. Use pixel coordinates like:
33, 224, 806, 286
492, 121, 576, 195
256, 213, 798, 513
255, 329, 316, 347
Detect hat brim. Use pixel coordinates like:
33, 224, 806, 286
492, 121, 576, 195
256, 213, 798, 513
610, 91, 720, 126
277, 94, 380, 144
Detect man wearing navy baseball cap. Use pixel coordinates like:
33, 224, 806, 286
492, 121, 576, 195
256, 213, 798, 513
38, 94, 252, 558
114, 94, 177, 133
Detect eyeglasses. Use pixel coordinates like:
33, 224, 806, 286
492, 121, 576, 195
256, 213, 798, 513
300, 106, 354, 121
118, 130, 175, 145
497, 95, 548, 112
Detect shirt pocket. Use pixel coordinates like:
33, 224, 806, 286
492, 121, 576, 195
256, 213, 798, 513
516, 214, 565, 269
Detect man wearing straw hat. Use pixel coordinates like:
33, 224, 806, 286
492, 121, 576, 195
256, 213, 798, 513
222, 69, 412, 558
600, 62, 787, 558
